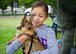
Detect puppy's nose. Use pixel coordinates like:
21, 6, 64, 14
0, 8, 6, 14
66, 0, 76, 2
33, 32, 37, 36
17, 26, 21, 30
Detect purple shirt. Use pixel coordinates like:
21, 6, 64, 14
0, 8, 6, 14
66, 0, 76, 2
32, 24, 58, 54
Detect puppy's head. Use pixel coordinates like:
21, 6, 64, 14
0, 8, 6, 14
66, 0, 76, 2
17, 14, 36, 36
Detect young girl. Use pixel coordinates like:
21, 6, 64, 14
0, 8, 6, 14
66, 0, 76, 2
6, 1, 58, 54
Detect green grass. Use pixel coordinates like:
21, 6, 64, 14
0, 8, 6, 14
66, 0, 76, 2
0, 17, 23, 54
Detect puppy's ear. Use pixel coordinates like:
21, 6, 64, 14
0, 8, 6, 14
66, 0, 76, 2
21, 15, 27, 25
29, 14, 34, 23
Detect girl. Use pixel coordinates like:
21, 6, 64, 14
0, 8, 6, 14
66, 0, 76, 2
6, 1, 58, 54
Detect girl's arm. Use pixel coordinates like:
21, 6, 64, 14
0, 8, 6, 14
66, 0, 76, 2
6, 35, 28, 54
7, 35, 16, 45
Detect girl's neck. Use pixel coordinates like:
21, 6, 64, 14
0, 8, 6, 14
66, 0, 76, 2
34, 24, 43, 31
34, 26, 40, 31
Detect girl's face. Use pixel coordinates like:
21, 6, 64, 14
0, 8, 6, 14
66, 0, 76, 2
31, 7, 47, 28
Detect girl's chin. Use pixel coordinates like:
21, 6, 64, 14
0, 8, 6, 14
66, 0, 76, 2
33, 23, 39, 26
33, 24, 39, 27
32, 22, 41, 27
33, 24, 40, 27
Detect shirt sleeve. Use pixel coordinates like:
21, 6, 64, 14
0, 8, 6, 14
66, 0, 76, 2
32, 28, 58, 54
6, 39, 23, 54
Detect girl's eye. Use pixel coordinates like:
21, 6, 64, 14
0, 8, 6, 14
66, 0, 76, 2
39, 15, 43, 18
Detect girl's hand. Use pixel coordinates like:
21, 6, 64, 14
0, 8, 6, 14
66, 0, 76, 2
18, 35, 28, 43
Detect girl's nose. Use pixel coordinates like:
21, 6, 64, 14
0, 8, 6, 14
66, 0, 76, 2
34, 15, 39, 21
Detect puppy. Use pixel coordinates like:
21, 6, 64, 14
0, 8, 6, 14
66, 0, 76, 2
8, 15, 45, 54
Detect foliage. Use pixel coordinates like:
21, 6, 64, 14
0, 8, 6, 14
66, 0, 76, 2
18, 0, 35, 8
8, 0, 19, 15
18, 0, 57, 8
44, 0, 57, 8
0, 0, 19, 14
0, 0, 8, 9
0, 0, 9, 14
8, 0, 19, 7
0, 0, 57, 15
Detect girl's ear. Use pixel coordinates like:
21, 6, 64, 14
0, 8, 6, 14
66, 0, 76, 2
21, 15, 27, 25
44, 16, 48, 21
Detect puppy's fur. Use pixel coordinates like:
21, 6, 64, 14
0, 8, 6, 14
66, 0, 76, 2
8, 15, 45, 54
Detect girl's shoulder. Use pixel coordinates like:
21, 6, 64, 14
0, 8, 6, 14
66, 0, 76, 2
40, 24, 55, 33
36, 24, 55, 33
42, 24, 53, 30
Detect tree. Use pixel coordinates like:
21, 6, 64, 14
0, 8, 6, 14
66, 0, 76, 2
43, 0, 57, 15
0, 0, 9, 14
18, 0, 35, 8
9, 0, 19, 15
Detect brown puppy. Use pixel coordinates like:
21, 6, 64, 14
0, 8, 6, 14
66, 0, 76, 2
8, 15, 45, 54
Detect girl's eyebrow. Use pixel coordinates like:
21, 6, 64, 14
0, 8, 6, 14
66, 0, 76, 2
31, 12, 36, 14
39, 13, 45, 15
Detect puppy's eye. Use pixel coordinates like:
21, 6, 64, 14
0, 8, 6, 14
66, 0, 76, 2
22, 25, 24, 27
28, 27, 31, 30
17, 26, 21, 30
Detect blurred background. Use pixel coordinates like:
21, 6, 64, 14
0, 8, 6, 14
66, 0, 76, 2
0, 0, 57, 15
